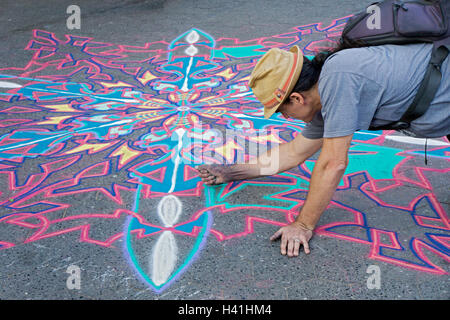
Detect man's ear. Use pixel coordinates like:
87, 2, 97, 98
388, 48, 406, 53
289, 92, 305, 105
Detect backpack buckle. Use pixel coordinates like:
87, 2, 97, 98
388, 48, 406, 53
394, 2, 409, 11
390, 121, 410, 130
431, 62, 441, 71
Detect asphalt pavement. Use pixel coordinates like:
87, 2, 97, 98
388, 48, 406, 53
0, 0, 449, 301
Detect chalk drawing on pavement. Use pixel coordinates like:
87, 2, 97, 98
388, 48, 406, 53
0, 18, 449, 293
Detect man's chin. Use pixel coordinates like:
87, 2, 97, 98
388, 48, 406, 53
290, 116, 306, 122
289, 115, 312, 123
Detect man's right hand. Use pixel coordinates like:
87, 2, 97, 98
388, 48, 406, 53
195, 164, 233, 185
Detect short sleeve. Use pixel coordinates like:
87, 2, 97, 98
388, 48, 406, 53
318, 72, 381, 138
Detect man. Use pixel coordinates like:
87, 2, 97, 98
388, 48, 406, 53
196, 43, 450, 258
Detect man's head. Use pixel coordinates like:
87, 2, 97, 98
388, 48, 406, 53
276, 82, 321, 122
249, 46, 323, 122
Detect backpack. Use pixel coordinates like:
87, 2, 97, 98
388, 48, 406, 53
339, 0, 450, 131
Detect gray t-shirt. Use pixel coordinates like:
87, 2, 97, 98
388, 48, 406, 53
301, 43, 450, 139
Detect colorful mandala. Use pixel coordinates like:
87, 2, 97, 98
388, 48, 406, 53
0, 16, 449, 293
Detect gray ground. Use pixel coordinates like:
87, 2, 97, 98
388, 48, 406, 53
0, 0, 449, 300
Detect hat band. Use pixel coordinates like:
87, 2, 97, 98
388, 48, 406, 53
262, 51, 299, 109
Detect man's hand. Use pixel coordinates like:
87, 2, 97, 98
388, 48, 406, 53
196, 164, 233, 185
270, 221, 313, 257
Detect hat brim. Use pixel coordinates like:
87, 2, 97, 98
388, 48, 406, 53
263, 45, 304, 119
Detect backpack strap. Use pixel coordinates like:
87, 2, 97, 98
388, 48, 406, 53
369, 43, 449, 131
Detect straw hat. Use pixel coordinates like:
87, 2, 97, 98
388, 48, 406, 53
248, 46, 304, 119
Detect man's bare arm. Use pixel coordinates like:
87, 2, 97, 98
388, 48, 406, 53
295, 134, 353, 230
197, 133, 323, 184
270, 134, 353, 257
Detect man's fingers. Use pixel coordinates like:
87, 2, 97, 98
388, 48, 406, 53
303, 238, 311, 254
200, 170, 214, 177
195, 165, 206, 173
287, 239, 295, 257
200, 174, 215, 181
199, 175, 211, 182
204, 175, 216, 181
199, 172, 218, 185
196, 166, 216, 177
196, 167, 223, 186
280, 235, 287, 255
293, 239, 301, 257
270, 229, 282, 241
207, 176, 219, 184
269, 224, 314, 256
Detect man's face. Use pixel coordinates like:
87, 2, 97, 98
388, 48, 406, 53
276, 91, 320, 123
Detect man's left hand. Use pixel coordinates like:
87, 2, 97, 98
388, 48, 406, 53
270, 222, 313, 257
